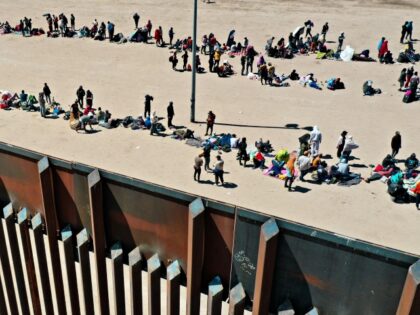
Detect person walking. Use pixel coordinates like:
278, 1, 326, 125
76, 86, 85, 107
43, 83, 52, 104
167, 101, 174, 127
133, 13, 140, 29
391, 131, 402, 158
144, 94, 154, 118
213, 155, 224, 186
194, 153, 204, 182
205, 111, 216, 136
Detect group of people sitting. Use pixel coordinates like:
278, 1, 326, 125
365, 153, 420, 208
398, 67, 419, 103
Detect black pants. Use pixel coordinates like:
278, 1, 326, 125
241, 64, 245, 75
45, 94, 51, 104
416, 194, 420, 208
194, 167, 201, 181
144, 107, 150, 118
109, 30, 114, 41
204, 156, 210, 170
205, 124, 213, 135
134, 20, 139, 29
77, 96, 84, 107
168, 116, 173, 127
400, 32, 406, 43
285, 176, 294, 190
392, 148, 399, 158
214, 170, 224, 185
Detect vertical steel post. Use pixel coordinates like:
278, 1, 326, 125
2, 203, 30, 314
108, 242, 124, 315
167, 260, 181, 315
252, 219, 279, 315
128, 246, 143, 315
147, 254, 161, 315
88, 169, 109, 315
186, 198, 205, 315
17, 208, 41, 315
228, 283, 246, 315
37, 157, 66, 314
396, 259, 420, 315
59, 225, 80, 315
207, 276, 223, 315
30, 213, 54, 315
190, 0, 198, 122
76, 229, 94, 315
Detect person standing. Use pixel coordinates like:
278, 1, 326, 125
205, 111, 216, 136
240, 54, 246, 76
171, 51, 178, 70
194, 153, 204, 182
133, 13, 140, 29
401, 21, 408, 43
43, 83, 52, 104
146, 20, 152, 37
70, 14, 75, 31
167, 101, 174, 127
336, 130, 347, 158
182, 50, 188, 70
203, 144, 211, 171
398, 68, 407, 91
107, 21, 114, 42
406, 21, 413, 41
321, 22, 329, 42
309, 126, 322, 156
39, 92, 46, 118
238, 137, 248, 167
76, 86, 85, 107
337, 32, 345, 52
86, 90, 93, 107
284, 155, 296, 191
213, 155, 224, 186
144, 94, 154, 118
391, 131, 402, 158
168, 27, 174, 46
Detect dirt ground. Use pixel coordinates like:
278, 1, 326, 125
0, 0, 419, 255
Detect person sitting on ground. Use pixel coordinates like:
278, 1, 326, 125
363, 80, 381, 96
326, 78, 345, 90
79, 111, 95, 131
297, 151, 312, 181
19, 90, 28, 107
253, 148, 266, 169
289, 69, 300, 80
405, 153, 419, 178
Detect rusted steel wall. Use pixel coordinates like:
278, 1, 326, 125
0, 142, 419, 315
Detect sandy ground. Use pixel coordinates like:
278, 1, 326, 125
0, 0, 420, 256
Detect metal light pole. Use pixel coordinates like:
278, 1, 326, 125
190, 0, 198, 122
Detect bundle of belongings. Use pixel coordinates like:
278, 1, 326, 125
128, 27, 148, 43
366, 153, 420, 204
202, 133, 239, 152
112, 33, 127, 44
352, 49, 376, 62
397, 43, 420, 64
172, 129, 195, 140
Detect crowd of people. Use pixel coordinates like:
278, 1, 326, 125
0, 13, 419, 208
